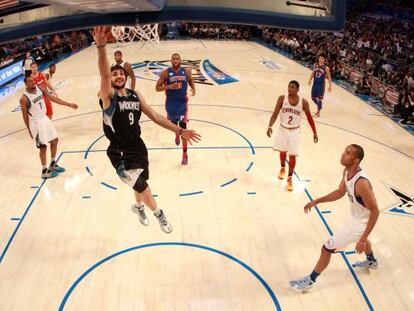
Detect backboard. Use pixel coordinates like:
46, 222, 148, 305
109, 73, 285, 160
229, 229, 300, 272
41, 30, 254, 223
0, 0, 345, 44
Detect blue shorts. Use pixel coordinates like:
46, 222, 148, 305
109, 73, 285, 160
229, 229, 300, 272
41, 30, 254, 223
311, 84, 325, 99
166, 99, 188, 123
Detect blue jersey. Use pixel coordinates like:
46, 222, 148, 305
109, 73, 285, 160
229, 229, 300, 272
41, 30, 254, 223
165, 67, 188, 122
166, 67, 188, 102
313, 64, 326, 85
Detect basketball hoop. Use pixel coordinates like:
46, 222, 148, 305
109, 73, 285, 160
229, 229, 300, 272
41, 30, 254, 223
111, 24, 160, 46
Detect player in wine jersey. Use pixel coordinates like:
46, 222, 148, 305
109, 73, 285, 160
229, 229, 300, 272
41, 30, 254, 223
110, 50, 136, 90
156, 53, 195, 165
30, 62, 57, 119
308, 54, 332, 118
289, 144, 380, 292
267, 80, 318, 191
20, 75, 78, 179
93, 27, 201, 234
45, 63, 56, 81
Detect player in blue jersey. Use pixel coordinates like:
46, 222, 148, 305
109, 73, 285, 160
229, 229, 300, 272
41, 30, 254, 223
156, 53, 195, 165
308, 54, 332, 118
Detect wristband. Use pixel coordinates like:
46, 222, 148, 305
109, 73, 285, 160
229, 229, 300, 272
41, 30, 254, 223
96, 44, 106, 49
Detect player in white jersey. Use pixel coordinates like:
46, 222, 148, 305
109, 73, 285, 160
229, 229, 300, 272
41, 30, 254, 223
289, 144, 380, 292
111, 50, 136, 90
267, 80, 318, 191
20, 75, 78, 179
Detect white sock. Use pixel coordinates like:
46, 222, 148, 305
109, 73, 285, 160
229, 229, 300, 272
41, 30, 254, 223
136, 202, 144, 209
153, 208, 161, 216
42, 165, 47, 172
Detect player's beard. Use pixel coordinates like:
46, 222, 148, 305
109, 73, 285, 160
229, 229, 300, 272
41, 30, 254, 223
112, 81, 126, 90
172, 63, 180, 69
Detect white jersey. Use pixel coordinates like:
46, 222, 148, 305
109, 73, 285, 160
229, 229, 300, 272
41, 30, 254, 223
23, 86, 46, 120
280, 95, 303, 129
344, 169, 371, 222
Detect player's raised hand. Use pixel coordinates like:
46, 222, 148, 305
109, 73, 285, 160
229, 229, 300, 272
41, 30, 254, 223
313, 133, 318, 143
181, 129, 201, 145
92, 26, 111, 45
68, 103, 78, 110
267, 127, 273, 137
304, 201, 316, 213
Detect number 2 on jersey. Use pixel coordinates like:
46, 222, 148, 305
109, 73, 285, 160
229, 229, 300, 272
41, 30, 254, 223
288, 116, 293, 125
129, 112, 134, 125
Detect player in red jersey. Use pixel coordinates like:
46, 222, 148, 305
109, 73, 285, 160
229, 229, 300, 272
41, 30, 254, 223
30, 62, 57, 119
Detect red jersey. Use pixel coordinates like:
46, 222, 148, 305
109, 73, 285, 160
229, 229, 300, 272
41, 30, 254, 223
32, 72, 53, 117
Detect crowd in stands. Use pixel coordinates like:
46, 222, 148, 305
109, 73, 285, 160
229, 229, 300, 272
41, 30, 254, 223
0, 30, 92, 69
261, 6, 414, 123
177, 23, 252, 40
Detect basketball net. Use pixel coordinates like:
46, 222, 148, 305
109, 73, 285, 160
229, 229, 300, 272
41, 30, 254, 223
111, 24, 160, 46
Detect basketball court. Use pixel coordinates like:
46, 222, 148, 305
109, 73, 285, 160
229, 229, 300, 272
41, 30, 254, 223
0, 37, 413, 310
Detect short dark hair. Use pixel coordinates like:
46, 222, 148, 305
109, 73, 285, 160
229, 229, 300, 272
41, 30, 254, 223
30, 62, 37, 67
289, 80, 300, 88
351, 144, 364, 162
24, 70, 32, 78
49, 63, 56, 68
24, 75, 33, 83
171, 53, 180, 58
319, 53, 326, 59
114, 50, 122, 55
110, 65, 126, 75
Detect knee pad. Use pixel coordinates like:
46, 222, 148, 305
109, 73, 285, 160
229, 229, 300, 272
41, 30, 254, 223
133, 175, 148, 193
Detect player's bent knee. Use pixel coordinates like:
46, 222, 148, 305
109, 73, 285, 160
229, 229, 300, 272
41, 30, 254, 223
133, 175, 148, 193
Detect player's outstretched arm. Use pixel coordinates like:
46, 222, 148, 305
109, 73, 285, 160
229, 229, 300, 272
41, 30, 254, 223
302, 99, 318, 143
40, 88, 78, 109
138, 91, 201, 144
304, 178, 346, 213
267, 95, 283, 137
354, 179, 380, 253
20, 96, 32, 139
92, 26, 113, 110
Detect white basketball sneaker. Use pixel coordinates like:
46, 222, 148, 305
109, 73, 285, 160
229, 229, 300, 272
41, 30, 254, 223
289, 276, 315, 292
352, 260, 378, 270
131, 204, 149, 226
155, 209, 172, 233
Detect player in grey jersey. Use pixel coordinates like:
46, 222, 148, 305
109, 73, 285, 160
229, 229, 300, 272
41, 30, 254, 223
93, 26, 201, 233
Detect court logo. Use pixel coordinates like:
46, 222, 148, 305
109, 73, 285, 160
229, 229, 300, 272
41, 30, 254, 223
131, 59, 238, 86
257, 57, 285, 71
202, 60, 238, 85
383, 186, 414, 218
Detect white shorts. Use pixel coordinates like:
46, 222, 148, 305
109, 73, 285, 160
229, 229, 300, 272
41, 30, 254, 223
273, 126, 301, 155
29, 117, 58, 148
324, 218, 367, 252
